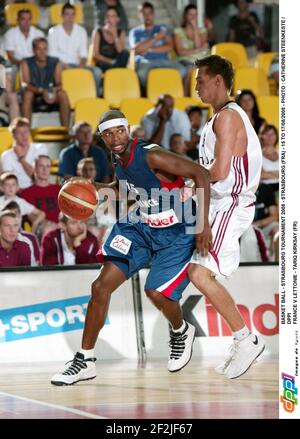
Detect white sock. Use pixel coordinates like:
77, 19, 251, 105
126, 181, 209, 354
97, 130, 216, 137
80, 348, 95, 359
172, 321, 186, 333
233, 326, 250, 342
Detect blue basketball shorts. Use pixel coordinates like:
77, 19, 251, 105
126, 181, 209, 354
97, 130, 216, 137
99, 219, 195, 302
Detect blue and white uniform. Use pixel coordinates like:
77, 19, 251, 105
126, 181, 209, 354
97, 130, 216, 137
100, 138, 196, 301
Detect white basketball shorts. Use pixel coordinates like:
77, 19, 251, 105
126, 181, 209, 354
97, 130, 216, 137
190, 201, 255, 279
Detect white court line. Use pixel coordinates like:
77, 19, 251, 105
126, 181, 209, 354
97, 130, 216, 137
0, 391, 107, 419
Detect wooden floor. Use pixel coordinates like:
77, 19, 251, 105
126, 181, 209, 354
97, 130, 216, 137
0, 357, 278, 419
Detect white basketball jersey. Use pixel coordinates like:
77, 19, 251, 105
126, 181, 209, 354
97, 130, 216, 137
199, 101, 262, 209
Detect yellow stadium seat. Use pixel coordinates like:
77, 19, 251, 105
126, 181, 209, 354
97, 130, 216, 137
4, 3, 40, 26
62, 68, 97, 109
257, 96, 279, 133
31, 127, 70, 142
49, 3, 83, 25
254, 52, 278, 75
233, 67, 270, 96
119, 98, 153, 125
74, 98, 110, 132
211, 43, 249, 69
0, 127, 13, 155
147, 68, 184, 104
103, 68, 140, 108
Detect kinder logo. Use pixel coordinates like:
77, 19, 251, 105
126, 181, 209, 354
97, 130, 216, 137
182, 293, 279, 337
280, 373, 298, 413
0, 296, 109, 343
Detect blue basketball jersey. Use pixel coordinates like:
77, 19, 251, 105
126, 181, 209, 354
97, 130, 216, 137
114, 138, 195, 228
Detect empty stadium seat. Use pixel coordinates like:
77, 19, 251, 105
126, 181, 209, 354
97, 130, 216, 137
49, 3, 83, 25
119, 98, 153, 125
62, 68, 97, 109
257, 96, 279, 134
74, 98, 110, 132
0, 127, 13, 155
147, 68, 184, 104
211, 43, 249, 69
4, 3, 40, 26
233, 67, 270, 96
103, 68, 140, 108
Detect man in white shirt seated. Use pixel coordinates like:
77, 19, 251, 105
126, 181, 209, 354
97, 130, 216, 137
141, 94, 191, 150
0, 117, 48, 190
47, 2, 102, 95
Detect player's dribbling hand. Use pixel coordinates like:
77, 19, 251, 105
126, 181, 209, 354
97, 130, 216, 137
195, 223, 212, 258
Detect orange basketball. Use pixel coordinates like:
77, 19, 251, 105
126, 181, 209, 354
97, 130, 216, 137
58, 179, 99, 221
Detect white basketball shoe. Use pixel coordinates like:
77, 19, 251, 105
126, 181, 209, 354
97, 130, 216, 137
168, 321, 196, 372
51, 352, 97, 386
220, 333, 265, 379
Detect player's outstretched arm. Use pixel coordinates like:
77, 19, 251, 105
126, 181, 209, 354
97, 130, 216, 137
146, 149, 212, 256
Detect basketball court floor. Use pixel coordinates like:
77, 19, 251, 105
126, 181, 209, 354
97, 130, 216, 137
0, 356, 278, 419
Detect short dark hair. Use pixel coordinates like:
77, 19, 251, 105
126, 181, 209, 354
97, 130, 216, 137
17, 8, 32, 20
2, 201, 21, 214
186, 105, 203, 116
195, 55, 234, 92
32, 37, 48, 50
138, 2, 154, 12
62, 2, 76, 15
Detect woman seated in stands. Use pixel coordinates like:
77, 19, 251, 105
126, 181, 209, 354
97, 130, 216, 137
259, 124, 279, 194
235, 89, 266, 134
91, 6, 129, 73
173, 4, 209, 95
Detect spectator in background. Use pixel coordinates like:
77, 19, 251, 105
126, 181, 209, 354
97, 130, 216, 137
0, 56, 20, 122
129, 2, 186, 92
0, 210, 34, 267
173, 4, 209, 94
21, 155, 61, 238
0, 117, 48, 189
186, 105, 205, 160
40, 213, 99, 266
48, 2, 102, 96
94, 0, 129, 32
228, 0, 265, 61
130, 124, 145, 139
235, 89, 265, 134
169, 133, 187, 157
253, 182, 279, 259
141, 94, 191, 150
4, 8, 44, 84
2, 200, 40, 265
77, 158, 116, 246
259, 124, 279, 194
20, 37, 70, 128
268, 54, 279, 95
91, 6, 129, 74
0, 172, 45, 234
58, 121, 112, 183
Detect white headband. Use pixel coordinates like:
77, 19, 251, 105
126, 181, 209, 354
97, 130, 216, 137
98, 118, 128, 133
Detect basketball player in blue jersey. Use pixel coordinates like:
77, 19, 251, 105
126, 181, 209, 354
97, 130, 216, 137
187, 55, 265, 379
51, 109, 211, 386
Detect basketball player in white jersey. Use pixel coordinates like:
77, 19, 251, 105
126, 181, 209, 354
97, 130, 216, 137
188, 55, 265, 379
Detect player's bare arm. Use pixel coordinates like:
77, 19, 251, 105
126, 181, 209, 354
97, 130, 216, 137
209, 109, 247, 183
146, 148, 212, 256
